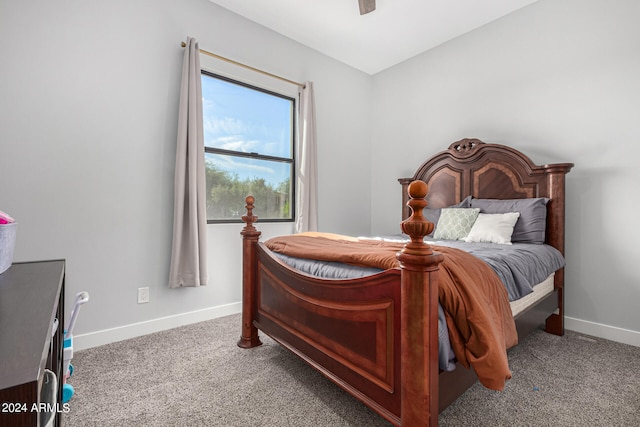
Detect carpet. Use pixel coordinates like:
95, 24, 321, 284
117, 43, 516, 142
63, 314, 640, 426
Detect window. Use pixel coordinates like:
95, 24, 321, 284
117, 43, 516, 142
201, 71, 295, 222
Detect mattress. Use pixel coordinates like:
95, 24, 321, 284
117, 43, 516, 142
510, 273, 555, 317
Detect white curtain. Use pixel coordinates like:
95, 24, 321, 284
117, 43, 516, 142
295, 82, 319, 233
169, 37, 208, 288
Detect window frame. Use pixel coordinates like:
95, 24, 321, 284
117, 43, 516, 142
201, 70, 297, 224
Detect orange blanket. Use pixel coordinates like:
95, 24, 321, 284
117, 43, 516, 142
264, 233, 518, 390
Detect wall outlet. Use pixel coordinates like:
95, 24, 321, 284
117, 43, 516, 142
137, 287, 150, 304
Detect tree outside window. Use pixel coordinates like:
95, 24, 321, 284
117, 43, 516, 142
201, 71, 295, 222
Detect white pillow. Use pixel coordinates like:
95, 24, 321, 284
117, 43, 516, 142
462, 212, 520, 244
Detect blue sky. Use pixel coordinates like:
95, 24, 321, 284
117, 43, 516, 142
201, 74, 294, 186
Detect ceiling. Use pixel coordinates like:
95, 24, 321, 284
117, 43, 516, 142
208, 0, 539, 75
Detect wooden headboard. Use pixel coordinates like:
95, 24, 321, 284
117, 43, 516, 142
398, 138, 574, 255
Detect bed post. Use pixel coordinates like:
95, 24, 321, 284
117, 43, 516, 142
398, 178, 413, 220
397, 181, 444, 426
238, 195, 263, 349
543, 163, 574, 336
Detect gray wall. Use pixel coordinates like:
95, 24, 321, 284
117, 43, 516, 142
0, 0, 372, 345
371, 0, 640, 342
1, 0, 637, 347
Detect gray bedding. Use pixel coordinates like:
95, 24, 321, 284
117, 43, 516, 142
274, 236, 564, 301
423, 238, 565, 301
271, 236, 565, 372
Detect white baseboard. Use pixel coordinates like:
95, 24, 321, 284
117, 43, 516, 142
565, 316, 640, 347
73, 302, 241, 351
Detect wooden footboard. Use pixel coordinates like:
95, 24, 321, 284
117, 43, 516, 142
255, 249, 404, 422
239, 181, 443, 426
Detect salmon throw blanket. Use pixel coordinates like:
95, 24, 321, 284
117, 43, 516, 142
264, 232, 518, 391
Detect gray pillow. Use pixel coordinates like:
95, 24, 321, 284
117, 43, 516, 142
424, 196, 471, 237
469, 197, 549, 244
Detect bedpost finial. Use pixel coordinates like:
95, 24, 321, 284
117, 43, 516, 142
400, 180, 434, 254
408, 180, 428, 199
245, 195, 255, 214
241, 195, 259, 235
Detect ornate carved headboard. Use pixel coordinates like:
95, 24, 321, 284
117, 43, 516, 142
399, 138, 574, 255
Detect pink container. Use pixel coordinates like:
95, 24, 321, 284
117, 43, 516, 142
0, 222, 17, 274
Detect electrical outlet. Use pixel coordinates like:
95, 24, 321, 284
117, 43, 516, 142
137, 287, 150, 304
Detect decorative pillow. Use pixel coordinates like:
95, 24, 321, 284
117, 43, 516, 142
424, 196, 472, 237
469, 198, 549, 244
462, 212, 520, 244
433, 208, 480, 240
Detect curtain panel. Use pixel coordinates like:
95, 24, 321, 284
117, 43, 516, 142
169, 37, 208, 288
295, 82, 319, 233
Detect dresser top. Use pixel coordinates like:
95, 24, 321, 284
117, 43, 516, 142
0, 260, 65, 390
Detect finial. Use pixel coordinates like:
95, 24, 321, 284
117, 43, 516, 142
241, 195, 259, 235
400, 181, 434, 255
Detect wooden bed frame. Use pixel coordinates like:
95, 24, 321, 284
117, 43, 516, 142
238, 139, 573, 426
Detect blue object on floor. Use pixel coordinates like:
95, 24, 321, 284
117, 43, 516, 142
62, 383, 74, 403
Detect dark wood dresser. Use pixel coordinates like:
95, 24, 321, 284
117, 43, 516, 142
0, 260, 65, 426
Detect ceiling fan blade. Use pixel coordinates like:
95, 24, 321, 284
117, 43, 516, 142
359, 0, 376, 15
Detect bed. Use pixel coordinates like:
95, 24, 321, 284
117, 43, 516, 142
237, 138, 573, 426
